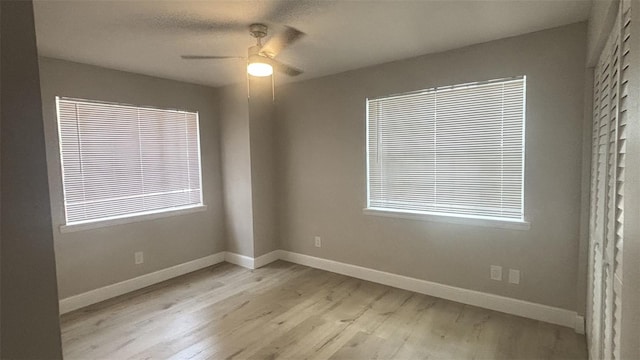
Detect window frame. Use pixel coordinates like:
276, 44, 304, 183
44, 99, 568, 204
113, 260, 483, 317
55, 96, 206, 232
364, 77, 529, 230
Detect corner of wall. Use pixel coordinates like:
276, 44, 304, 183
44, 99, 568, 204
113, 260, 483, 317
587, 0, 620, 66
219, 78, 280, 259
219, 83, 255, 257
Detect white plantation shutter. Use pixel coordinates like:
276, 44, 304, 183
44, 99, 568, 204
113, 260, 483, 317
57, 97, 203, 224
367, 77, 525, 221
612, 6, 631, 358
587, 2, 632, 359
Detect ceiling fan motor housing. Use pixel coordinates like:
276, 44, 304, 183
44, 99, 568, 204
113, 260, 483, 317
249, 23, 268, 39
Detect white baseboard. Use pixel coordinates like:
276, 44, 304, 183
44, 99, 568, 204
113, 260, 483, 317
254, 250, 283, 268
59, 252, 225, 314
58, 249, 585, 334
224, 252, 256, 269
224, 250, 281, 269
279, 251, 584, 334
575, 315, 586, 334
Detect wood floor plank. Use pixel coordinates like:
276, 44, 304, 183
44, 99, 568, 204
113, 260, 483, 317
95, 265, 319, 359
64, 263, 306, 358
60, 260, 587, 359
329, 331, 406, 360
163, 270, 348, 360
208, 276, 362, 360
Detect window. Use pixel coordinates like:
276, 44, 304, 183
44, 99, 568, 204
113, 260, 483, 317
56, 97, 204, 226
366, 77, 526, 223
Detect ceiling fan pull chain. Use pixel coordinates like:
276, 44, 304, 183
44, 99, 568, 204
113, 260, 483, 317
246, 65, 251, 99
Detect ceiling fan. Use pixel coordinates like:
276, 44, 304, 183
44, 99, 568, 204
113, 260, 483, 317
181, 23, 304, 78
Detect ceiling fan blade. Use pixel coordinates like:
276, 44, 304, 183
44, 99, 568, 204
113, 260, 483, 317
269, 58, 303, 77
260, 26, 305, 58
181, 55, 244, 60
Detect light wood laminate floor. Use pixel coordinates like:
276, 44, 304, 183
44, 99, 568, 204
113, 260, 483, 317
61, 261, 587, 359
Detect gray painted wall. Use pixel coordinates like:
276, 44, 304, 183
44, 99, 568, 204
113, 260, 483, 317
586, 0, 619, 67
275, 22, 587, 311
1, 1, 63, 358
1, 0, 2, 348
219, 78, 278, 258
39, 57, 226, 299
219, 83, 254, 257
1, 0, 3, 348
248, 78, 278, 257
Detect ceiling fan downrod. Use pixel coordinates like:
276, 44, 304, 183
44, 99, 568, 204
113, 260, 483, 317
249, 23, 268, 47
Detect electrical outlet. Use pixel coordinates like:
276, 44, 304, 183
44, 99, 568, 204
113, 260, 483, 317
490, 265, 502, 281
314, 236, 321, 248
135, 251, 144, 265
508, 269, 520, 284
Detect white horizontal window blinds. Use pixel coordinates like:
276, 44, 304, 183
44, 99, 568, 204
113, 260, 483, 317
57, 97, 203, 224
367, 77, 525, 221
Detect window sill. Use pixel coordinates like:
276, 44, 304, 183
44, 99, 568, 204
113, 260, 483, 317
59, 205, 208, 233
362, 208, 530, 231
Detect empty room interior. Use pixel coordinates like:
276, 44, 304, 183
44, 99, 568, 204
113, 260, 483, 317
1, 0, 640, 359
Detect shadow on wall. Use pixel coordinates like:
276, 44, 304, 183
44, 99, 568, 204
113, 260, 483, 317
1, 0, 63, 358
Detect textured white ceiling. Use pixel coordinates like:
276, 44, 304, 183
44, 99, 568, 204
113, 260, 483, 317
33, 0, 592, 88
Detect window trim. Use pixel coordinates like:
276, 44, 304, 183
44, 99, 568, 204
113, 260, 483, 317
365, 76, 527, 225
363, 207, 530, 231
60, 204, 208, 233
55, 96, 206, 228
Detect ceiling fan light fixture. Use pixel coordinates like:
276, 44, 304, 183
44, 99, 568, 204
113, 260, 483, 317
247, 61, 273, 77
